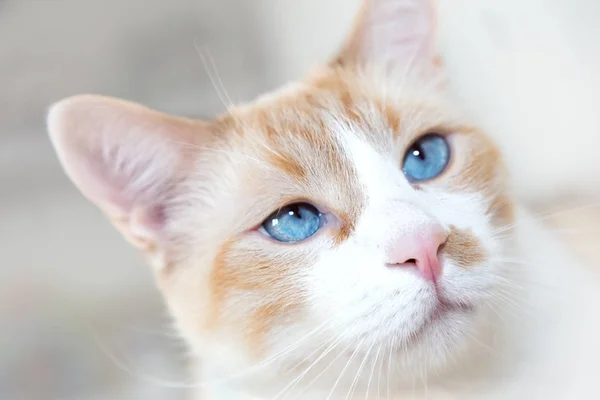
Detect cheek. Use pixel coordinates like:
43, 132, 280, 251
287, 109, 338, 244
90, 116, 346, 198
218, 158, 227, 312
448, 133, 515, 227
428, 193, 507, 300
200, 238, 319, 356
307, 245, 391, 309
428, 191, 498, 256
439, 259, 500, 305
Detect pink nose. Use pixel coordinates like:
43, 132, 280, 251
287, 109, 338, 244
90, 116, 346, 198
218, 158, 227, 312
385, 224, 447, 282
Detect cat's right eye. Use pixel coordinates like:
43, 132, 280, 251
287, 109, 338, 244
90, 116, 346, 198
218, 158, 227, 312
261, 203, 324, 243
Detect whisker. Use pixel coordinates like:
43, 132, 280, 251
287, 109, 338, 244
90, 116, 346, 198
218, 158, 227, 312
493, 201, 600, 236
365, 343, 381, 400
89, 316, 332, 389
464, 329, 505, 359
273, 330, 347, 400
345, 342, 374, 400
275, 341, 339, 400
325, 338, 365, 400
485, 300, 510, 327
493, 257, 531, 265
418, 351, 429, 399
193, 42, 234, 110
89, 330, 192, 389
489, 291, 533, 319
287, 334, 337, 376
192, 41, 255, 134
123, 324, 184, 338
386, 337, 394, 400
289, 339, 356, 400
378, 340, 386, 400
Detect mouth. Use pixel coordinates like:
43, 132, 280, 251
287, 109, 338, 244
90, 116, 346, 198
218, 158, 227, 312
342, 301, 475, 359
431, 300, 473, 321
408, 300, 475, 343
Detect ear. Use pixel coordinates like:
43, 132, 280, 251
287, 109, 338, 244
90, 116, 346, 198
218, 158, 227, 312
333, 0, 439, 76
47, 95, 212, 255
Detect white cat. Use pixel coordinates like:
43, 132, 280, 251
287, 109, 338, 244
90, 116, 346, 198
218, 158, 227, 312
47, 0, 600, 398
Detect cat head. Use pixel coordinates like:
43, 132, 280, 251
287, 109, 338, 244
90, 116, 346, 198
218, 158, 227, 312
48, 0, 514, 394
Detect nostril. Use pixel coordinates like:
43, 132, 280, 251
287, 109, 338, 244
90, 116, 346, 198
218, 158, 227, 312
436, 242, 446, 256
386, 257, 418, 269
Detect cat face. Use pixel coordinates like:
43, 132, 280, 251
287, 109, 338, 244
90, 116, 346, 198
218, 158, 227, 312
48, 0, 515, 394
162, 67, 513, 387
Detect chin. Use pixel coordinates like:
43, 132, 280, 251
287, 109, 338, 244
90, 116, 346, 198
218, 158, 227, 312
386, 300, 486, 383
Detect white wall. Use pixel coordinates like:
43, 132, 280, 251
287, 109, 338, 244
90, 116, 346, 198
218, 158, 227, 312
438, 0, 600, 202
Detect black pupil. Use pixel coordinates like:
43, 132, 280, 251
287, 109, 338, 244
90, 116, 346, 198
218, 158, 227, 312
412, 143, 426, 160
286, 205, 301, 219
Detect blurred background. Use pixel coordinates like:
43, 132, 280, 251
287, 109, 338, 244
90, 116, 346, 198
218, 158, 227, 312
1, 0, 599, 399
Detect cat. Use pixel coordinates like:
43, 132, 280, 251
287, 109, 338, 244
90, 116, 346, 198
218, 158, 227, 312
47, 0, 600, 399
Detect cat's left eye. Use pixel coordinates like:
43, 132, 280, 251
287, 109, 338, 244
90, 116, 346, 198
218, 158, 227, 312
402, 134, 450, 182
261, 202, 324, 243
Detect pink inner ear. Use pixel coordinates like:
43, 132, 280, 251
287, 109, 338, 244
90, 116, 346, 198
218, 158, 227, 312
48, 94, 209, 244
82, 146, 162, 217
76, 157, 128, 215
335, 0, 437, 73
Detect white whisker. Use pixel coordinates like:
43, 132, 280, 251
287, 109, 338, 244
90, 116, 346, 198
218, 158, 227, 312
193, 42, 235, 110
274, 330, 347, 400
365, 343, 381, 400
325, 339, 365, 400
290, 339, 356, 400
345, 342, 374, 400
493, 202, 600, 236
386, 337, 395, 400
89, 317, 332, 390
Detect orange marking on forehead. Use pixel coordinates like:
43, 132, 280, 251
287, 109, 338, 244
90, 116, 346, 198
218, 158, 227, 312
267, 151, 309, 183
218, 79, 367, 244
308, 68, 401, 153
337, 86, 364, 125
378, 99, 402, 134
443, 226, 488, 270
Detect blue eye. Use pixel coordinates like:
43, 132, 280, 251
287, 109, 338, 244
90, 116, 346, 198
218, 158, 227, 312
402, 134, 450, 182
262, 203, 324, 243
